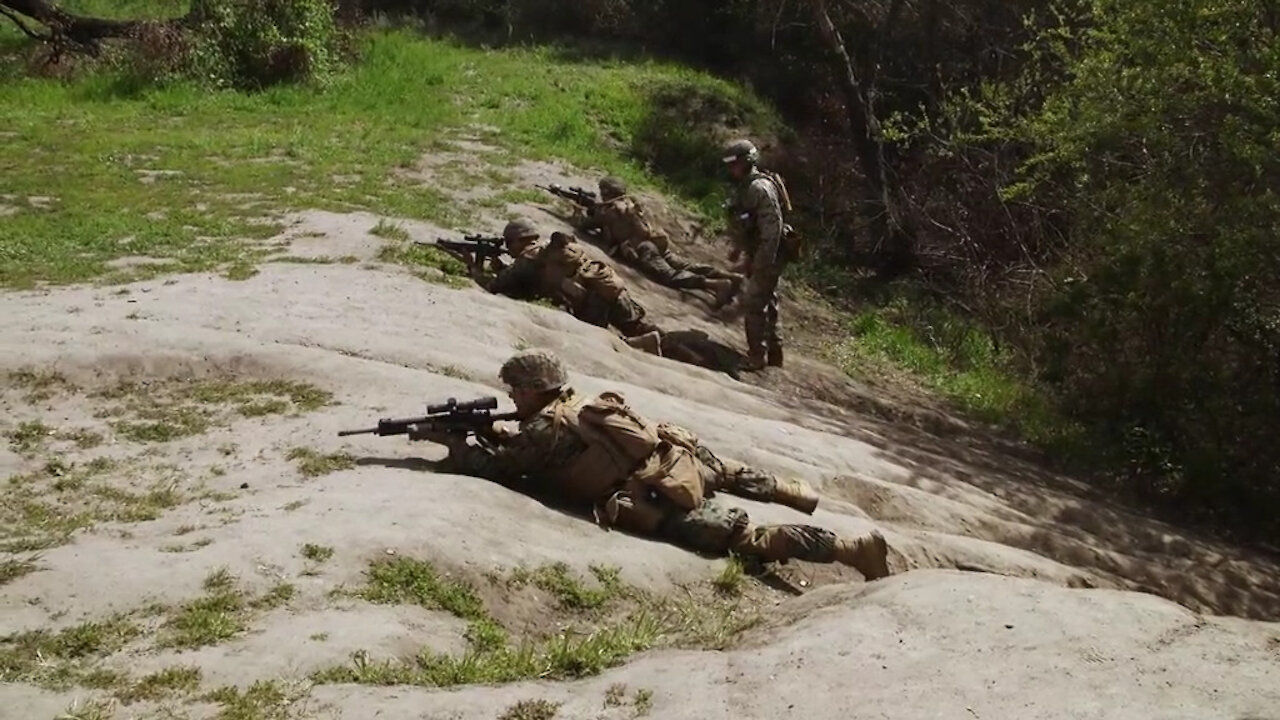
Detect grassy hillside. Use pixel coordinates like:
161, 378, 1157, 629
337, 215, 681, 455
0, 10, 777, 288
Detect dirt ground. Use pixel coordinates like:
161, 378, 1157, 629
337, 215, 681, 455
2, 149, 1279, 719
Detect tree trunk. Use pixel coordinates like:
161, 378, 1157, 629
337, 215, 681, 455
805, 0, 916, 277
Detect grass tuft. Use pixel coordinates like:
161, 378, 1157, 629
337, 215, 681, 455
301, 542, 334, 562
498, 699, 561, 720
286, 447, 355, 477
116, 665, 202, 705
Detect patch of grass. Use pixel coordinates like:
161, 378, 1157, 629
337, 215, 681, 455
251, 582, 296, 610
286, 447, 355, 477
301, 543, 334, 562
498, 699, 561, 720
370, 219, 410, 241
509, 562, 624, 611
223, 262, 259, 281
7, 369, 77, 402
60, 428, 105, 449
376, 240, 470, 287
7, 419, 53, 455
159, 568, 249, 649
634, 688, 654, 716
175, 524, 199, 536
712, 557, 744, 596
95, 377, 333, 445
316, 557, 758, 690
116, 665, 202, 705
359, 556, 485, 620
310, 632, 329, 641
605, 683, 627, 707
282, 499, 307, 512
833, 302, 1087, 456
0, 557, 40, 586
205, 680, 296, 720
0, 616, 141, 690
54, 697, 117, 720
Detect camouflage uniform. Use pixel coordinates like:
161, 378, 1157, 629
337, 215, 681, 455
580, 178, 740, 305
425, 350, 890, 577
482, 222, 658, 340
724, 140, 787, 368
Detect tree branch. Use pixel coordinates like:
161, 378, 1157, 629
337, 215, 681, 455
0, 3, 49, 40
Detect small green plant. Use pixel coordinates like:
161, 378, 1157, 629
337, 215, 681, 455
7, 420, 53, 455
498, 699, 561, 720
370, 219, 410, 241
509, 562, 623, 611
287, 447, 355, 477
223, 262, 259, 281
116, 665, 202, 704
186, 0, 343, 90
0, 617, 140, 690
0, 557, 40, 586
160, 568, 249, 649
712, 557, 744, 596
301, 543, 335, 562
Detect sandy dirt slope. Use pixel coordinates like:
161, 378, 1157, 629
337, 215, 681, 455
1, 161, 1278, 718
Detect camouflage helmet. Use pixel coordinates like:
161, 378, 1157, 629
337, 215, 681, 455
502, 217, 540, 242
599, 175, 628, 200
721, 139, 759, 166
499, 349, 568, 392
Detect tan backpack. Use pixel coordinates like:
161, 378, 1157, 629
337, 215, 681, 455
754, 170, 805, 264
555, 391, 705, 511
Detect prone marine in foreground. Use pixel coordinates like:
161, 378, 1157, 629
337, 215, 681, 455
405, 349, 891, 579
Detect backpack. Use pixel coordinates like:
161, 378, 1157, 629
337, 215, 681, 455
556, 391, 705, 511
754, 170, 805, 264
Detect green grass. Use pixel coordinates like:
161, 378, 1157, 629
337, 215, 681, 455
158, 568, 294, 650
286, 447, 356, 477
508, 562, 624, 611
204, 680, 298, 720
833, 298, 1087, 455
301, 542, 334, 562
115, 665, 202, 705
711, 557, 744, 596
0, 557, 40, 586
0, 25, 779, 288
91, 377, 333, 444
6, 420, 53, 455
6, 369, 77, 402
498, 699, 561, 720
315, 556, 759, 689
0, 616, 140, 690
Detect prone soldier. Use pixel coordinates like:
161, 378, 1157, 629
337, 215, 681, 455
407, 349, 892, 579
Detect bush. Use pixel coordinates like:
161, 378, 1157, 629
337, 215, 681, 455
186, 0, 342, 89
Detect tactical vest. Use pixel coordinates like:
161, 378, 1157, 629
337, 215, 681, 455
536, 238, 626, 309
729, 169, 804, 263
548, 391, 706, 512
600, 195, 670, 254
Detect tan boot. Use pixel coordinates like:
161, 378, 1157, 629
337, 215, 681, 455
833, 530, 890, 580
773, 477, 818, 514
624, 330, 663, 356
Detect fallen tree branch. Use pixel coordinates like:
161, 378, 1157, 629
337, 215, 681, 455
0, 3, 49, 40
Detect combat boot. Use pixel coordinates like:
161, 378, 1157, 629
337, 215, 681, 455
741, 353, 767, 372
832, 530, 890, 580
624, 330, 663, 357
707, 278, 738, 309
766, 344, 784, 367
773, 477, 818, 514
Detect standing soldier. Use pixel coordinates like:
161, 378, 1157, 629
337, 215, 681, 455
408, 349, 892, 580
579, 176, 742, 309
721, 139, 798, 370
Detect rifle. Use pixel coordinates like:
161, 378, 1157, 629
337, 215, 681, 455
537, 183, 598, 211
337, 396, 520, 441
417, 234, 507, 272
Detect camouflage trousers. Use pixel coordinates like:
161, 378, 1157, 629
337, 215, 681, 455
630, 241, 733, 291
606, 444, 838, 564
576, 290, 658, 338
742, 264, 782, 361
